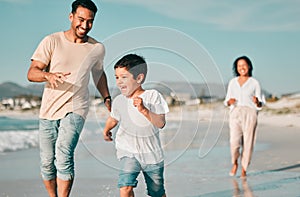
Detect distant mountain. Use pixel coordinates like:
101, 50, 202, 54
26, 83, 45, 95
0, 81, 228, 100
144, 81, 273, 100
144, 81, 227, 99
1, 81, 271, 100
0, 82, 44, 99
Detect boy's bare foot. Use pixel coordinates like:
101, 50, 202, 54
229, 163, 238, 176
241, 167, 247, 178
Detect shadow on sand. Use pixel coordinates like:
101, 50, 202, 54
191, 164, 300, 197
269, 163, 300, 172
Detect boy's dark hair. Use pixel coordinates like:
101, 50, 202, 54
114, 54, 148, 84
233, 55, 253, 77
72, 0, 98, 15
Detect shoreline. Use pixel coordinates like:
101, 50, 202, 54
1, 104, 299, 128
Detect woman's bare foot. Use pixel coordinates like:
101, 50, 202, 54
241, 167, 247, 178
229, 163, 238, 176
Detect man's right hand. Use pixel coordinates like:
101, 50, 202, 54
45, 72, 71, 89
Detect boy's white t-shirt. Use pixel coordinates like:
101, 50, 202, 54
111, 89, 169, 165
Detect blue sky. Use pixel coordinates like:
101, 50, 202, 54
0, 0, 299, 96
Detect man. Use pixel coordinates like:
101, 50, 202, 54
27, 0, 111, 196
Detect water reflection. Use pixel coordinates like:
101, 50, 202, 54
232, 178, 254, 197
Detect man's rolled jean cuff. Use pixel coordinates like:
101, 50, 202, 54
41, 173, 73, 181
57, 172, 74, 181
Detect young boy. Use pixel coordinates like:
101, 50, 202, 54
103, 54, 168, 197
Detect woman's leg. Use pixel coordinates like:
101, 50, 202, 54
229, 108, 243, 176
241, 108, 257, 175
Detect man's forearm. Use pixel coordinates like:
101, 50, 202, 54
97, 72, 110, 98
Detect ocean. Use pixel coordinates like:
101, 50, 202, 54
0, 116, 39, 152
0, 114, 109, 153
0, 108, 228, 157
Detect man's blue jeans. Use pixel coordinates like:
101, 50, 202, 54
39, 113, 85, 180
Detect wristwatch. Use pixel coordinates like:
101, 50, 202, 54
104, 96, 111, 103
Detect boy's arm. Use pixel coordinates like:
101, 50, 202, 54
133, 97, 166, 129
142, 110, 166, 129
103, 116, 118, 141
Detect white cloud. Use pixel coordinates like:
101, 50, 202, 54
103, 0, 300, 31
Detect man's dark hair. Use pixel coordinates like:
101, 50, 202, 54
114, 54, 148, 84
72, 0, 98, 15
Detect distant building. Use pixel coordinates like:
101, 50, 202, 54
0, 96, 41, 111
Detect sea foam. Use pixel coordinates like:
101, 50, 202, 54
0, 130, 39, 152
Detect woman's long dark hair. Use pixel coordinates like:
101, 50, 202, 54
233, 56, 253, 77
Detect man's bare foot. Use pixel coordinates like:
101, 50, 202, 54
241, 167, 247, 178
229, 163, 238, 176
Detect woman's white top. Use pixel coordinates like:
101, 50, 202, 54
224, 77, 263, 111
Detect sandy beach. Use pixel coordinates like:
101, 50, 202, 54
0, 101, 300, 196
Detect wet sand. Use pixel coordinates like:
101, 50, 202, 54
0, 106, 299, 196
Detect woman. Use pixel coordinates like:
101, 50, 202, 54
224, 55, 263, 177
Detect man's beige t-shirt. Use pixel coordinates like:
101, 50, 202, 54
31, 32, 105, 120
